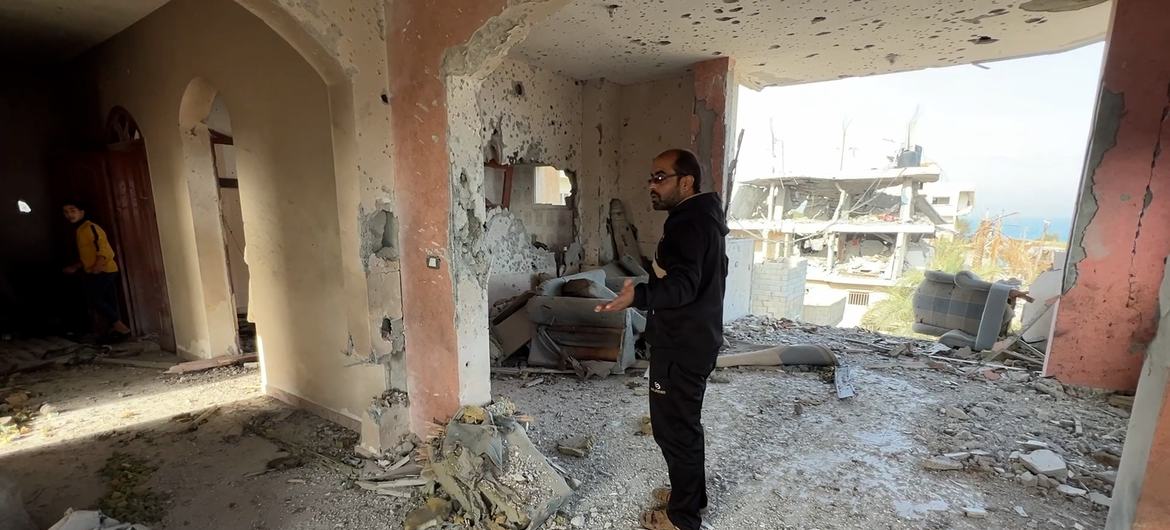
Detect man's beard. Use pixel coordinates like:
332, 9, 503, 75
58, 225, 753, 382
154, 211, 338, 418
650, 192, 676, 211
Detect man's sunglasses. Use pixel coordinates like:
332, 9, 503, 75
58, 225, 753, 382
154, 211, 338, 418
648, 172, 681, 185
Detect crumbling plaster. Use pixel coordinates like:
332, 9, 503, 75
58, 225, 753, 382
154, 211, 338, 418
83, 0, 390, 434
514, 0, 1110, 88
1048, 0, 1170, 391
388, 0, 574, 435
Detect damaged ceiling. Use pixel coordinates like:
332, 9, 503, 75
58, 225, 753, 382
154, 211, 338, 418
514, 0, 1111, 87
0, 0, 169, 64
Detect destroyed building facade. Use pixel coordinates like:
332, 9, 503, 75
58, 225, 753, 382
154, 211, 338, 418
729, 162, 972, 326
2, 0, 1170, 526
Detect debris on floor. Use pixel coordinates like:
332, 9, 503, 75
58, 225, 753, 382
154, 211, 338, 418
556, 434, 594, 458
97, 452, 169, 524
48, 509, 150, 530
421, 404, 572, 529
164, 353, 259, 375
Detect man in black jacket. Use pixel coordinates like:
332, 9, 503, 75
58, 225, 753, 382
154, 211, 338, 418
597, 149, 728, 530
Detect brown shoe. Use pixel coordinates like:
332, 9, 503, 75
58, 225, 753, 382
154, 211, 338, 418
640, 509, 680, 530
651, 487, 671, 507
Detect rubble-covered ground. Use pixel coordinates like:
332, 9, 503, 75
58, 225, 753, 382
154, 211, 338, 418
496, 316, 1127, 530
1, 316, 1130, 529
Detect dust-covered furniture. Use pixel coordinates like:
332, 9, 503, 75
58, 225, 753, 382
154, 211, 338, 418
526, 269, 645, 374
911, 270, 1018, 352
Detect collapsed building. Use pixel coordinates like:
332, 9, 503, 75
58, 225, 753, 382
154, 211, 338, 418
728, 159, 973, 326
1, 0, 1169, 527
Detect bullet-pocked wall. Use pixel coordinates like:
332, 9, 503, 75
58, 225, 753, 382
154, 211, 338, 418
81, 0, 395, 434
616, 73, 698, 257
478, 58, 581, 304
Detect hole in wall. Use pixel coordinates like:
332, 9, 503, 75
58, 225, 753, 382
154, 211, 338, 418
513, 82, 525, 97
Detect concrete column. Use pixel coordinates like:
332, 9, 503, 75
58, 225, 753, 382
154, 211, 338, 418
691, 57, 737, 200
387, 0, 508, 435
1047, 0, 1170, 391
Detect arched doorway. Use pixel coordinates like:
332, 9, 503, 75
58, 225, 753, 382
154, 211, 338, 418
59, 107, 174, 350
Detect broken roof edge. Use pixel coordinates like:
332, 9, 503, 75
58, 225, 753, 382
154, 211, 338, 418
739, 166, 942, 185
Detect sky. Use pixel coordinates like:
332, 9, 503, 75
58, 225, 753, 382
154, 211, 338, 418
735, 42, 1106, 222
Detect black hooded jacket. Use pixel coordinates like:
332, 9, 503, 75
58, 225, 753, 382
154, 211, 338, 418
633, 192, 729, 372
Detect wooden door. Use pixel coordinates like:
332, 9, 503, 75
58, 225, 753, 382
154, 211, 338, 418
105, 140, 174, 351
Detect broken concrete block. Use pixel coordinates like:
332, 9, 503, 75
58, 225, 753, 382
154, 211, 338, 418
1088, 492, 1112, 507
1021, 449, 1068, 481
1018, 440, 1049, 450
556, 435, 594, 458
1014, 506, 1029, 518
1032, 378, 1067, 399
361, 390, 411, 458
962, 506, 988, 519
922, 456, 964, 471
945, 406, 970, 420
1056, 484, 1087, 497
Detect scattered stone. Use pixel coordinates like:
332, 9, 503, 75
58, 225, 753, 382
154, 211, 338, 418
556, 435, 594, 458
1091, 450, 1121, 469
0, 416, 13, 427
962, 506, 988, 519
1038, 475, 1060, 489
1015, 506, 1029, 518
1057, 484, 1087, 497
945, 406, 970, 420
1089, 492, 1112, 508
1093, 470, 1118, 484
970, 407, 990, 419
632, 387, 649, 396
954, 430, 974, 441
243, 361, 260, 369
38, 403, 56, 415
1021, 449, 1068, 481
571, 515, 586, 528
1033, 378, 1067, 399
1018, 471, 1038, 487
1018, 440, 1049, 450
923, 456, 964, 471
944, 452, 971, 460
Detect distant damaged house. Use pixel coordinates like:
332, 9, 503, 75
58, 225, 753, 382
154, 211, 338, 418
729, 162, 975, 326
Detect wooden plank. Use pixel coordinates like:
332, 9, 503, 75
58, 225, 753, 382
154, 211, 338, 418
95, 357, 177, 370
165, 354, 258, 375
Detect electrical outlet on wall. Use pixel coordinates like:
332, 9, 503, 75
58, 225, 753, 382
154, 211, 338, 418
426, 255, 441, 269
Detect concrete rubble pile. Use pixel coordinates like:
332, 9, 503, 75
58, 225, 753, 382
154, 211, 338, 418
404, 401, 572, 530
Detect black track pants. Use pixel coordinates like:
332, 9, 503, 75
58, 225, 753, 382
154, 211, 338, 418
649, 357, 712, 530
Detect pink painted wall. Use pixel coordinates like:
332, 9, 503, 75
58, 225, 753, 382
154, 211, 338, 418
1048, 0, 1170, 391
388, 0, 507, 434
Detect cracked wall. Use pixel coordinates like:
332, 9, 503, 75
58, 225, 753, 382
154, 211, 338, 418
1047, 0, 1170, 392
477, 57, 582, 302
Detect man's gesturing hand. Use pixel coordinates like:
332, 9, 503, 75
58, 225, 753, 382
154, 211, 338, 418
595, 279, 635, 313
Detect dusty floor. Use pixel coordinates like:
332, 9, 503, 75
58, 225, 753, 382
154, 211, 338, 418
1, 320, 1127, 529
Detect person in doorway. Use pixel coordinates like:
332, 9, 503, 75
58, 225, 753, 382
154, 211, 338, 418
596, 149, 728, 530
62, 202, 131, 343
